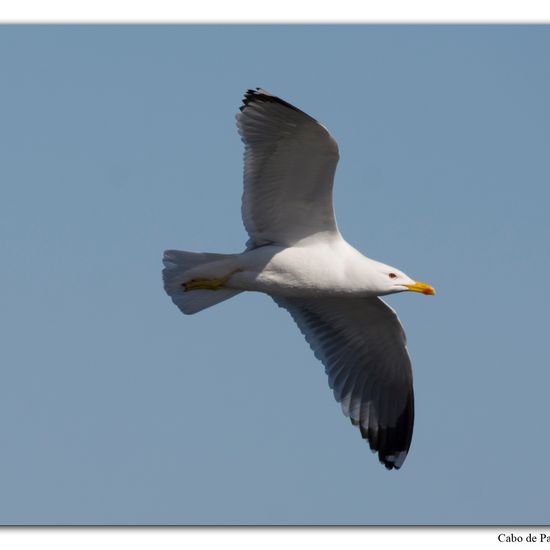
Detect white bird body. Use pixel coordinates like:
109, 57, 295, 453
234, 239, 370, 297
187, 238, 415, 298
162, 89, 435, 470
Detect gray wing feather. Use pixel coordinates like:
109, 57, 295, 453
273, 295, 414, 470
236, 89, 340, 248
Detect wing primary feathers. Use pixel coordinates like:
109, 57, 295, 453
240, 88, 318, 122
236, 87, 340, 247
273, 295, 415, 470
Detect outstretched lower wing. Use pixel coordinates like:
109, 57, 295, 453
236, 89, 340, 248
274, 295, 415, 470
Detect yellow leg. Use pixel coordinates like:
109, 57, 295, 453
183, 269, 240, 292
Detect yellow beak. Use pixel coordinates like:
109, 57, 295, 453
405, 281, 436, 296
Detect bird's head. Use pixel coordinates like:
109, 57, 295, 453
372, 261, 436, 297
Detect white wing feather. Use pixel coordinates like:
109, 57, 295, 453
236, 89, 340, 247
273, 295, 414, 470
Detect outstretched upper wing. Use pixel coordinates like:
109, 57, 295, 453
236, 89, 340, 248
273, 295, 415, 470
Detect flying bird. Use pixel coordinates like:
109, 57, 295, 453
163, 88, 435, 470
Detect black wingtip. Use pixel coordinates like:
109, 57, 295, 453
379, 403, 414, 470
355, 399, 414, 471
239, 88, 317, 121
239, 88, 263, 112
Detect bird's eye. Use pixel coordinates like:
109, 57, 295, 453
389, 273, 397, 279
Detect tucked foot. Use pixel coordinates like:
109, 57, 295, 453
182, 269, 240, 292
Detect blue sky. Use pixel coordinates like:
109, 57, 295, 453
1, 25, 549, 525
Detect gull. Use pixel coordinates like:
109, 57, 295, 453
163, 88, 435, 470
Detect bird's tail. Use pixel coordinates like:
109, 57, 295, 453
162, 250, 242, 315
